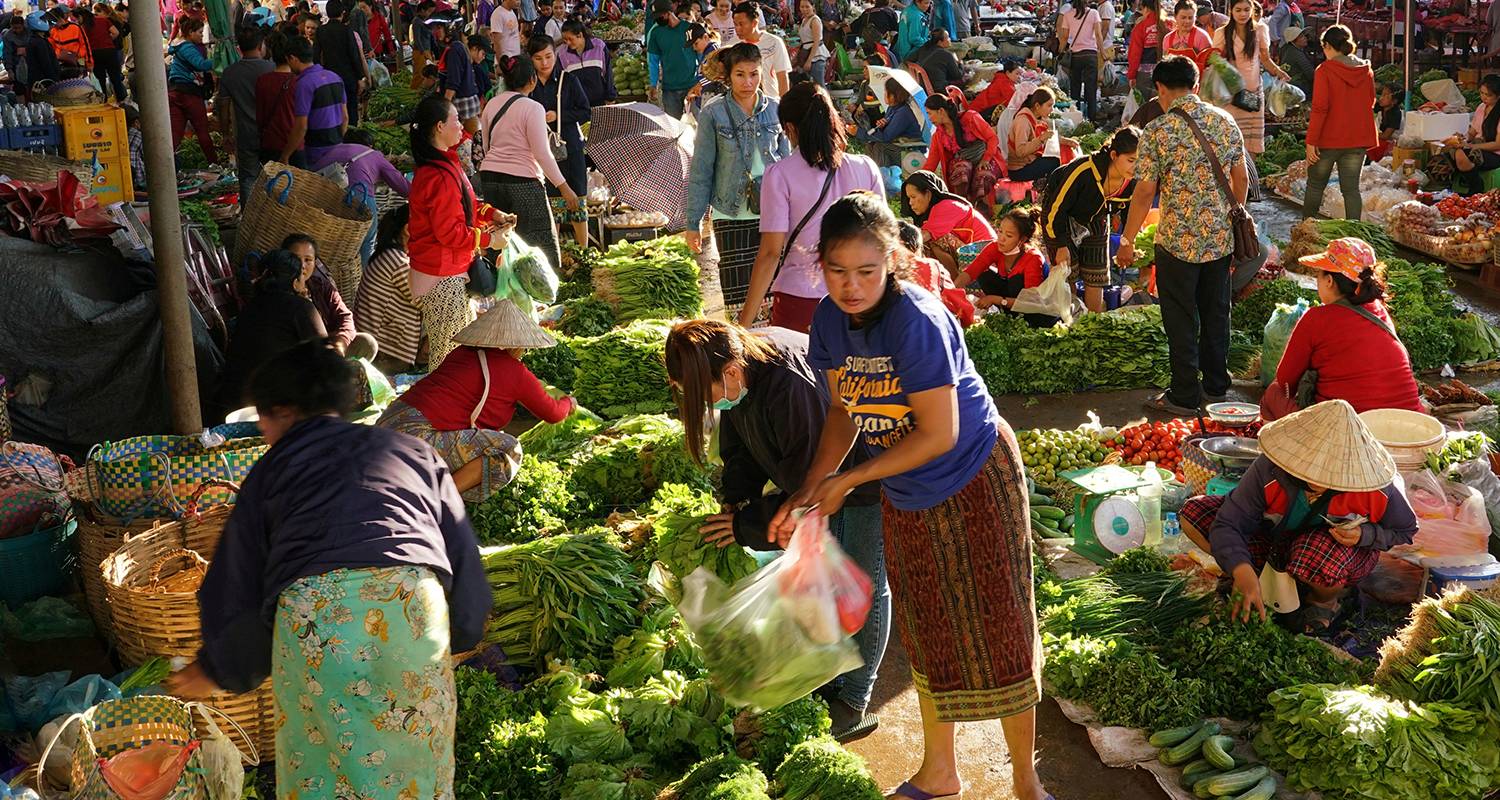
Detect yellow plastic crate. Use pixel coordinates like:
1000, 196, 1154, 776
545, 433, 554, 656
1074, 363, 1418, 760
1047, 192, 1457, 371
59, 103, 127, 163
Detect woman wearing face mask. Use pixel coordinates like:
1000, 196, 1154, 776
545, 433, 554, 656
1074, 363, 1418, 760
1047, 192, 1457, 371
683, 42, 792, 318
959, 205, 1056, 327
664, 319, 890, 744
770, 191, 1047, 800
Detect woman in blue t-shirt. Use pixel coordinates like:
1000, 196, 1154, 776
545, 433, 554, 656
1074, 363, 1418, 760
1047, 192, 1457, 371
770, 191, 1048, 800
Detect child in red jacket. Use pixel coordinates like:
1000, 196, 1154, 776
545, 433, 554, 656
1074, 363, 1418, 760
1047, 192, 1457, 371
962, 206, 1057, 328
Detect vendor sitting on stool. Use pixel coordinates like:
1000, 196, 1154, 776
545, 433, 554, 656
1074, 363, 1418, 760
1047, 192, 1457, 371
1179, 399, 1417, 635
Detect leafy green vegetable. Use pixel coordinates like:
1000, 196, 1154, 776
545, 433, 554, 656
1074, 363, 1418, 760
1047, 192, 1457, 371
523, 333, 578, 392
469, 455, 573, 544
732, 694, 831, 774
1386, 258, 1460, 370
179, 200, 220, 246
1132, 224, 1156, 270
772, 737, 883, 800
1041, 634, 1207, 731
454, 667, 563, 800
354, 121, 413, 156
606, 602, 707, 687
1100, 547, 1171, 576
570, 320, 675, 418
547, 704, 634, 763
965, 306, 1174, 394
666, 753, 771, 800
1255, 131, 1306, 178
564, 415, 715, 514
482, 533, 642, 667
1379, 589, 1500, 722
1231, 279, 1319, 341
1160, 611, 1372, 721
593, 237, 703, 321
651, 482, 759, 587
119, 657, 171, 692
560, 759, 663, 800
618, 671, 731, 769
560, 297, 620, 338
1253, 684, 1500, 800
367, 82, 422, 122
1448, 313, 1500, 365
1311, 220, 1396, 258
1424, 431, 1493, 475
518, 410, 604, 463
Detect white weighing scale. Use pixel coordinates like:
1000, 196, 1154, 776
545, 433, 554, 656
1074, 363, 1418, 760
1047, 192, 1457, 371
1061, 465, 1157, 565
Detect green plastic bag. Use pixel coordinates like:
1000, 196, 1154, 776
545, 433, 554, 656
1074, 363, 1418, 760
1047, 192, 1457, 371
1260, 298, 1311, 387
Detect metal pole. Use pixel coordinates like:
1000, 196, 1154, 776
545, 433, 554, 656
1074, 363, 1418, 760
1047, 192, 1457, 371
130, 0, 203, 434
1404, 0, 1414, 112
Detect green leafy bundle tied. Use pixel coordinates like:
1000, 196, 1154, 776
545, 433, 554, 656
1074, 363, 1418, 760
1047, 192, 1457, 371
664, 753, 771, 800
1231, 279, 1319, 341
1041, 633, 1207, 730
522, 334, 578, 393
593, 237, 703, 321
732, 694, 832, 773
482, 533, 642, 666
468, 455, 573, 544
1253, 684, 1500, 800
546, 704, 633, 763
560, 759, 663, 800
518, 410, 604, 464
454, 667, 562, 800
606, 602, 707, 687
772, 737, 883, 800
570, 320, 675, 419
1377, 588, 1500, 721
651, 482, 758, 587
560, 296, 620, 338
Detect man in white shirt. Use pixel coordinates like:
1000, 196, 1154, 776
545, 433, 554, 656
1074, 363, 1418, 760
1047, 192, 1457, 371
1098, 0, 1115, 46
489, 0, 521, 57
732, 0, 789, 97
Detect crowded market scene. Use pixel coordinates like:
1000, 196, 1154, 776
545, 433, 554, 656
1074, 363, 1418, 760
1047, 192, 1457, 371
4, 0, 1500, 794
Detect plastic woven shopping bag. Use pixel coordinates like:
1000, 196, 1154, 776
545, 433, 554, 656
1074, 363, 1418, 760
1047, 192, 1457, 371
677, 510, 871, 711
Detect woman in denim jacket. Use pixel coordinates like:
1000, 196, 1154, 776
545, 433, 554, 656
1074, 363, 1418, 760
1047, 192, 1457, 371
684, 42, 791, 320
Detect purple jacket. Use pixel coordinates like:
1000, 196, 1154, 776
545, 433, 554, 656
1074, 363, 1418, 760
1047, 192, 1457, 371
306, 143, 412, 199
558, 36, 616, 106
306, 265, 358, 349
196, 416, 491, 692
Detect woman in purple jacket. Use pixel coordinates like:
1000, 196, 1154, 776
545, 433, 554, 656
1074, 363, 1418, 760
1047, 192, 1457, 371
558, 18, 616, 106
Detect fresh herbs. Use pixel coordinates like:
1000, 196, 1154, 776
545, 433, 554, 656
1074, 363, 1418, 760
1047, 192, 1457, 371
469, 455, 573, 545
570, 320, 676, 418
1230, 279, 1319, 341
1042, 633, 1207, 730
592, 238, 703, 321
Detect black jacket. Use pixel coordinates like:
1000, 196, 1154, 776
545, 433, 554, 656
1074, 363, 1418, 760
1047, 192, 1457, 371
529, 68, 592, 149
1040, 151, 1135, 252
914, 42, 965, 95
722, 327, 879, 549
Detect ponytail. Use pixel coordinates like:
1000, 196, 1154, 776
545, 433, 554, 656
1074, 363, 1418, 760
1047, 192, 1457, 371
498, 53, 536, 90
923, 93, 966, 146
1331, 264, 1387, 305
664, 319, 780, 464
777, 81, 845, 170
1000, 205, 1042, 246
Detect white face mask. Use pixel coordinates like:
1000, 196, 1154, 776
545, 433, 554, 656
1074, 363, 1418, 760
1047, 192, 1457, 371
1001, 244, 1022, 256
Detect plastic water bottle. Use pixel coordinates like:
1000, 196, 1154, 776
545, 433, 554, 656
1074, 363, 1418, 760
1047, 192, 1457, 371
1159, 512, 1186, 555
1139, 462, 1163, 547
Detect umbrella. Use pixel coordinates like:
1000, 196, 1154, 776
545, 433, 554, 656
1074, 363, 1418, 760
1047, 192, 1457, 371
867, 66, 933, 144
586, 103, 695, 231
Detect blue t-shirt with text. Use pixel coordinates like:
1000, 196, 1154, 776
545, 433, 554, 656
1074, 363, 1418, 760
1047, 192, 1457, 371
807, 283, 1000, 511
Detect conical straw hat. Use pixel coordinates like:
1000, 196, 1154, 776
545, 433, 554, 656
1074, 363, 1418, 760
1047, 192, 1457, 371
450, 299, 557, 350
1257, 399, 1397, 492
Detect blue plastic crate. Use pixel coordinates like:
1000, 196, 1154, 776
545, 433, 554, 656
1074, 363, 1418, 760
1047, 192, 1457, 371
0, 519, 77, 608
7, 124, 60, 151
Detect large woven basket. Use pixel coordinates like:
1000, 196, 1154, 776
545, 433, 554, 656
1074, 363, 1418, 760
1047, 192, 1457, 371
102, 516, 225, 663
0, 149, 96, 185
76, 512, 167, 640
231, 161, 373, 300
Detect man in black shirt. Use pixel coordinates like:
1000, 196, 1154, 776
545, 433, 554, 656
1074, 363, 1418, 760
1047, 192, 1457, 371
857, 0, 899, 44
315, 0, 370, 124
914, 28, 966, 95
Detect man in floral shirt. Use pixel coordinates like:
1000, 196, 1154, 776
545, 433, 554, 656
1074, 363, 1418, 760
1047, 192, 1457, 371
1116, 55, 1247, 417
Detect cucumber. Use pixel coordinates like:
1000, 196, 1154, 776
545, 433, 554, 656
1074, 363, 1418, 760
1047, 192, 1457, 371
1059, 513, 1074, 531
1034, 523, 1064, 539
1162, 721, 1221, 765
1202, 735, 1236, 770
1030, 509, 1041, 522
1036, 506, 1066, 521
1028, 492, 1052, 506
1204, 766, 1269, 797
1150, 724, 1202, 748
1179, 758, 1218, 786
1193, 777, 1222, 799
1231, 776, 1276, 800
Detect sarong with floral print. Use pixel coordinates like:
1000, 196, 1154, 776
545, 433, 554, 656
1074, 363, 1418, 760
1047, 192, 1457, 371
273, 566, 456, 800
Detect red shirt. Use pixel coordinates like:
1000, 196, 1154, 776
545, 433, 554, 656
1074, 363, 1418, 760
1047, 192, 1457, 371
255, 70, 297, 153
969, 72, 1015, 117
1127, 17, 1162, 80
1274, 300, 1423, 415
963, 242, 1046, 289
1308, 58, 1378, 150
86, 16, 119, 50
400, 346, 572, 431
909, 256, 976, 327
408, 150, 496, 278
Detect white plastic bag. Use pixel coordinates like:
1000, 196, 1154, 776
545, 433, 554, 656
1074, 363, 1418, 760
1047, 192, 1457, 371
1122, 89, 1141, 126
1260, 298, 1311, 387
1403, 469, 1492, 557
1010, 262, 1075, 324
676, 510, 869, 711
1453, 456, 1500, 537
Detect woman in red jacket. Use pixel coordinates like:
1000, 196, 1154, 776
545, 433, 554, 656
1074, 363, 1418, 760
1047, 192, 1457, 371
406, 94, 512, 368
922, 91, 1003, 217
1264, 238, 1422, 418
1302, 24, 1375, 220
1126, 0, 1167, 93
377, 299, 576, 501
962, 205, 1057, 327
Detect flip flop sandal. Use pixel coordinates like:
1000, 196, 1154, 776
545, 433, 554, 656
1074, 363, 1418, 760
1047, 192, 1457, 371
1143, 391, 1199, 417
887, 781, 961, 800
1299, 602, 1341, 637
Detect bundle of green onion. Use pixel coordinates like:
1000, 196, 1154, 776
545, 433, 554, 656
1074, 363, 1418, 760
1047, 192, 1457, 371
482, 534, 643, 668
1038, 569, 1214, 642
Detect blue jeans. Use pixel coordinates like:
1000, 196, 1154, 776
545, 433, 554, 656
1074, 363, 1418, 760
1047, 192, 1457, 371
661, 88, 689, 118
826, 503, 890, 712
357, 189, 379, 269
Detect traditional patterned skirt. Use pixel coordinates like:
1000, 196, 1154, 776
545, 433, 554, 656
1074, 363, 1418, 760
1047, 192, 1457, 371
1180, 495, 1381, 587
880, 424, 1041, 722
416, 276, 474, 371
945, 156, 1002, 219
376, 399, 520, 501
273, 566, 456, 800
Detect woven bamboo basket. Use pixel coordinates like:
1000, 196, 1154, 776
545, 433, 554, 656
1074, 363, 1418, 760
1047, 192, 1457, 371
102, 524, 223, 663
194, 683, 277, 760
76, 512, 171, 640
231, 161, 372, 301
0, 149, 96, 185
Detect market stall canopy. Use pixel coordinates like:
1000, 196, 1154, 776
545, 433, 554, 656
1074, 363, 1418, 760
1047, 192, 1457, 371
585, 102, 694, 231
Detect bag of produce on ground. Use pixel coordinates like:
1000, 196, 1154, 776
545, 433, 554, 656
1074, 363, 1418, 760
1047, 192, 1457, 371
1259, 297, 1311, 387
676, 511, 869, 711
1263, 76, 1306, 117
1010, 262, 1077, 323
1401, 469, 1492, 558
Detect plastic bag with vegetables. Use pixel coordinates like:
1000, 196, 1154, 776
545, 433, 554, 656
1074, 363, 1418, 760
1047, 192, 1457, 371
1200, 54, 1245, 106
1263, 77, 1306, 117
676, 511, 869, 711
502, 232, 560, 305
1260, 298, 1311, 387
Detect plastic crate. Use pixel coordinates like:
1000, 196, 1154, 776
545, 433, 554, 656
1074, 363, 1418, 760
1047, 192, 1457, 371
0, 519, 77, 608
58, 103, 126, 162
8, 123, 61, 151
84, 154, 132, 205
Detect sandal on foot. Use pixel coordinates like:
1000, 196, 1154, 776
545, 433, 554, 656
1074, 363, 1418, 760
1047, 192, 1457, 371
1144, 391, 1199, 417
887, 781, 961, 800
1299, 602, 1341, 637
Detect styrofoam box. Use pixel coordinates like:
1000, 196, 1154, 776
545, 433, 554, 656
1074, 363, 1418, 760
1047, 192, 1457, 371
1404, 110, 1470, 142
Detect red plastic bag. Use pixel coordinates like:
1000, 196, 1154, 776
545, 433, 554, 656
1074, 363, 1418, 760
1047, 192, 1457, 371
777, 510, 874, 638
98, 740, 199, 800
